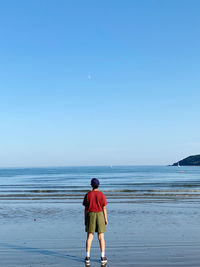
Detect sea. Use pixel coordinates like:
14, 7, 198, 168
1, 166, 200, 266
0, 165, 200, 203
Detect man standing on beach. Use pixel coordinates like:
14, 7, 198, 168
83, 178, 108, 265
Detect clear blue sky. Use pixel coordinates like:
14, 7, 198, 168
0, 0, 200, 167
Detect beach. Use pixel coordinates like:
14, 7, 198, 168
0, 166, 200, 266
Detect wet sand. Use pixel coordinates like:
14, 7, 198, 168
1, 201, 200, 266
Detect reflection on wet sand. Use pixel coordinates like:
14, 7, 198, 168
0, 166, 200, 266
0, 241, 84, 263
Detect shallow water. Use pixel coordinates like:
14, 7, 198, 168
0, 166, 200, 202
0, 166, 200, 266
1, 202, 200, 266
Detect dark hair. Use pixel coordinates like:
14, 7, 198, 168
91, 178, 100, 189
92, 184, 99, 189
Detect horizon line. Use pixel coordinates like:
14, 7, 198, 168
0, 164, 169, 169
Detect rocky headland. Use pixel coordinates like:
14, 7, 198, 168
172, 154, 200, 166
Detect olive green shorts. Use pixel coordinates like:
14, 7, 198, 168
85, 211, 106, 233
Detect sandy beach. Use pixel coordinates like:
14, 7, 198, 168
1, 199, 200, 266
1, 166, 200, 266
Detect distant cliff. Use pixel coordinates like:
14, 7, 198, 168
172, 155, 200, 166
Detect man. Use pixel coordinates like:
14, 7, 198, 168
83, 178, 108, 265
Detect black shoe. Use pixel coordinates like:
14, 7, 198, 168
101, 256, 107, 264
85, 257, 90, 265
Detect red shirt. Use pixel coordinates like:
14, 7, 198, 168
83, 190, 107, 212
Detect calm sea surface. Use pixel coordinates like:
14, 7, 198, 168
1, 166, 200, 267
0, 166, 200, 203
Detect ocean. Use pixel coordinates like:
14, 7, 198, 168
1, 166, 200, 266
0, 165, 200, 202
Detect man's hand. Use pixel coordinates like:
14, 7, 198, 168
103, 206, 108, 226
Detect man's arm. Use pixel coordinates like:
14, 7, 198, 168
84, 206, 88, 225
103, 206, 108, 225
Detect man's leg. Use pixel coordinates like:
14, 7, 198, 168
98, 233, 107, 264
98, 233, 105, 253
86, 232, 94, 255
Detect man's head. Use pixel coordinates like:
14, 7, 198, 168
91, 178, 100, 189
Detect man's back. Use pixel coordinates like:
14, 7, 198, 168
83, 178, 108, 265
83, 190, 107, 212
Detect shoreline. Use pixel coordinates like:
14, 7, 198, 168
0, 201, 200, 266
